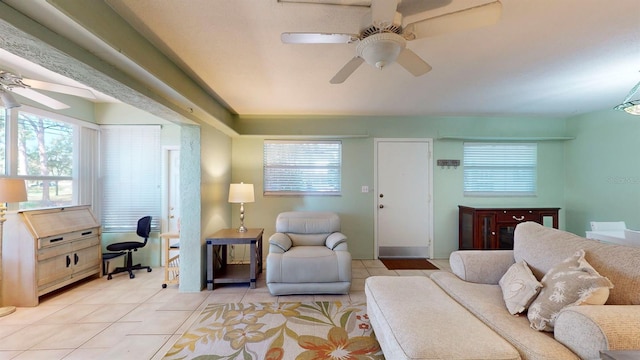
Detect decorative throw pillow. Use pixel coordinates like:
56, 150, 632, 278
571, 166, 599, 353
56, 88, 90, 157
527, 249, 613, 332
499, 260, 543, 315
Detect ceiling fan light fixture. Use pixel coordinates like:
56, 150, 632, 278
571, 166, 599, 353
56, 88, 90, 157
614, 100, 640, 115
356, 32, 406, 69
0, 89, 20, 109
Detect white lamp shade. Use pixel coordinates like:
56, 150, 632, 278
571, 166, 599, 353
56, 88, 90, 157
0, 178, 27, 203
228, 183, 255, 203
624, 103, 640, 115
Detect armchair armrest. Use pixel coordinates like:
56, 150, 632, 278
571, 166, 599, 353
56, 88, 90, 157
449, 250, 514, 285
269, 232, 292, 253
555, 305, 640, 360
326, 232, 347, 250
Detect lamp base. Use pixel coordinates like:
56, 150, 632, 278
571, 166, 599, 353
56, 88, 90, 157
0, 306, 15, 317
237, 225, 247, 232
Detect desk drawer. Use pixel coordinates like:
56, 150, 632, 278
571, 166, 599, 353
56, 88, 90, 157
39, 227, 100, 249
496, 210, 538, 223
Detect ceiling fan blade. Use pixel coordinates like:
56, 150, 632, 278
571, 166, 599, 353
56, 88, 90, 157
330, 57, 364, 84
281, 32, 357, 44
396, 48, 432, 77
404, 1, 502, 40
23, 79, 96, 99
371, 0, 398, 27
11, 87, 70, 110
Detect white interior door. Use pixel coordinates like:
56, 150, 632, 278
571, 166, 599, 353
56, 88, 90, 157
162, 147, 180, 265
375, 139, 433, 258
167, 149, 181, 234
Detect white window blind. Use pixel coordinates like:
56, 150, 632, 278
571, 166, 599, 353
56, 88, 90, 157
101, 125, 161, 232
463, 142, 537, 196
264, 140, 341, 195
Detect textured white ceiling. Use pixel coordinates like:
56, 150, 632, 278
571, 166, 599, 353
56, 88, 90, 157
4, 0, 640, 118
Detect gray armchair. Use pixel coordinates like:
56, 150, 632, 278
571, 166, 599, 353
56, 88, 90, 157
266, 211, 352, 295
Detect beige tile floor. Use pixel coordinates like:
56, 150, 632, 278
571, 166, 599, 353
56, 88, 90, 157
0, 259, 450, 360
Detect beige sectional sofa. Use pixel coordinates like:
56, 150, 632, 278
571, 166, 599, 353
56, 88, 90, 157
366, 222, 640, 359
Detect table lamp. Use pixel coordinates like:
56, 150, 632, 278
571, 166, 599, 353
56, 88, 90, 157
0, 178, 28, 317
228, 182, 254, 232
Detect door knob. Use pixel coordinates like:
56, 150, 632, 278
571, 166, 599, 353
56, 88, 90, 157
379, 204, 384, 208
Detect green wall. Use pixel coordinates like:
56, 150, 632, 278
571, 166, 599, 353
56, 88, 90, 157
232, 115, 568, 259
565, 109, 640, 234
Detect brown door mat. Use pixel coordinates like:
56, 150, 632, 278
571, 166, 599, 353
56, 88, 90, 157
380, 258, 439, 270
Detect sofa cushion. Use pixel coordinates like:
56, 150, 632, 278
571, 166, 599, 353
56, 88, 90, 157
366, 276, 520, 360
499, 260, 542, 315
527, 250, 613, 332
514, 222, 640, 305
431, 271, 579, 360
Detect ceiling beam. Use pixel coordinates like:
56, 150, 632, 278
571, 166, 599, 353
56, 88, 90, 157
0, 0, 238, 134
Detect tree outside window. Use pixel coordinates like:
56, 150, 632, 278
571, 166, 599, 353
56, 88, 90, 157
16, 111, 74, 209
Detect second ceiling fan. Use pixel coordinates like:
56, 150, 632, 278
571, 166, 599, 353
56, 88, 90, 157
281, 0, 502, 84
0, 69, 96, 110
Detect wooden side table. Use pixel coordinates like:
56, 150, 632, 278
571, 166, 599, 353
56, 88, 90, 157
160, 232, 180, 288
206, 228, 263, 290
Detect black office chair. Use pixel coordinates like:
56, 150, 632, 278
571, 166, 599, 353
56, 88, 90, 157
106, 216, 153, 279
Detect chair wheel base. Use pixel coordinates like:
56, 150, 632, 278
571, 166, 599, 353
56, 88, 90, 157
162, 283, 167, 289
129, 273, 135, 279
107, 275, 112, 280
147, 268, 152, 272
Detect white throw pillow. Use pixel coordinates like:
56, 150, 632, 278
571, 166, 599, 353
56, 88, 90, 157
499, 260, 543, 315
527, 249, 613, 332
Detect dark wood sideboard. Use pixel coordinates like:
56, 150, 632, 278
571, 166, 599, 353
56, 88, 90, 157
458, 206, 560, 250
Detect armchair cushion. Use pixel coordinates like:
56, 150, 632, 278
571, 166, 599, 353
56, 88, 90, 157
268, 246, 347, 283
275, 211, 341, 246
276, 211, 341, 233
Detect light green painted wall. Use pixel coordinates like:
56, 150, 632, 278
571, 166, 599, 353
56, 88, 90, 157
233, 115, 568, 259
565, 109, 640, 235
199, 122, 233, 290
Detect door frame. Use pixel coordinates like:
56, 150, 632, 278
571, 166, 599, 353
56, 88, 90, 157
373, 138, 434, 259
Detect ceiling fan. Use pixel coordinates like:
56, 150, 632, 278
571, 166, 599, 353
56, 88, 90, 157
281, 0, 502, 84
0, 69, 96, 110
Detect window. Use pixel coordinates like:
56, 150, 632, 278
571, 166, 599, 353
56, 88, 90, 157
264, 140, 341, 195
101, 125, 161, 232
463, 142, 537, 196
1, 106, 91, 210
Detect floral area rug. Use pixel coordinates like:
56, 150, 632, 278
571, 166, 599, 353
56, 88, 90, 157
163, 301, 384, 360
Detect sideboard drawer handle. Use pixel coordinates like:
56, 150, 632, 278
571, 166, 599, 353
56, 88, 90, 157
512, 216, 525, 221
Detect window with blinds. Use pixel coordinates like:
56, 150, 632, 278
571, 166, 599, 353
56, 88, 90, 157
463, 142, 537, 196
263, 140, 342, 195
101, 125, 161, 232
